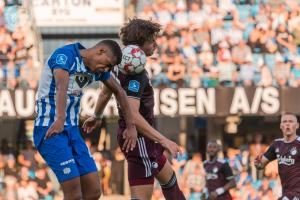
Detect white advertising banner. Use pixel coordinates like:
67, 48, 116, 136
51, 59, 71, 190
32, 0, 124, 27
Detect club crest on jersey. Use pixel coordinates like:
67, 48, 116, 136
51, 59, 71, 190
213, 167, 218, 173
290, 147, 297, 156
56, 54, 67, 65
74, 73, 91, 88
128, 80, 140, 92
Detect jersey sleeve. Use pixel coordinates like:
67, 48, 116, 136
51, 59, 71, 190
96, 72, 111, 81
48, 48, 75, 72
124, 73, 147, 99
263, 142, 277, 161
221, 162, 235, 181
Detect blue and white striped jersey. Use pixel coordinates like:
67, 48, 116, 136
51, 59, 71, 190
35, 43, 110, 127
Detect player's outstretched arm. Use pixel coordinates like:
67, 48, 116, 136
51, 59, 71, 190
103, 77, 137, 152
45, 69, 69, 138
82, 84, 112, 134
128, 97, 181, 158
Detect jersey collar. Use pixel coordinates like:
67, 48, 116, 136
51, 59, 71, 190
74, 42, 90, 73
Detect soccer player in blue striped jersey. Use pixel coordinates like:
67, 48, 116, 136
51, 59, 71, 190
34, 40, 137, 200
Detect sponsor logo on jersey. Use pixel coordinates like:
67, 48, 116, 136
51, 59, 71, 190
278, 155, 295, 166
56, 54, 67, 65
128, 80, 140, 92
276, 148, 279, 153
206, 173, 218, 180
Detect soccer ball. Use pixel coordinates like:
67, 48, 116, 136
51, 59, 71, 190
118, 45, 147, 75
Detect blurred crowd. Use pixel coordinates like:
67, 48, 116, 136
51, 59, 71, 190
0, 131, 281, 200
126, 0, 300, 88
0, 138, 115, 200
0, 0, 40, 90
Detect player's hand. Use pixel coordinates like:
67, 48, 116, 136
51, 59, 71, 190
45, 117, 65, 139
122, 124, 137, 153
82, 116, 102, 134
208, 191, 218, 200
161, 138, 181, 158
254, 154, 263, 170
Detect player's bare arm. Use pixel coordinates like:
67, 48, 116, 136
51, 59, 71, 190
128, 97, 181, 158
82, 84, 112, 133
209, 178, 236, 200
103, 76, 137, 152
45, 69, 69, 138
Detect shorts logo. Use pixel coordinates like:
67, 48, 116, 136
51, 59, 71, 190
56, 54, 67, 65
128, 80, 140, 92
60, 159, 75, 166
290, 147, 297, 156
152, 162, 158, 169
63, 167, 71, 174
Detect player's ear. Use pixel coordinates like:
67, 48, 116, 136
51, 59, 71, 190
97, 47, 106, 55
296, 122, 299, 129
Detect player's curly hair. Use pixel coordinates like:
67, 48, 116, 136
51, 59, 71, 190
120, 18, 161, 46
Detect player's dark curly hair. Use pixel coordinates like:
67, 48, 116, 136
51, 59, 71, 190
120, 18, 161, 46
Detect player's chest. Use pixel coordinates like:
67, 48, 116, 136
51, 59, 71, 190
67, 71, 94, 96
275, 144, 300, 166
205, 164, 221, 180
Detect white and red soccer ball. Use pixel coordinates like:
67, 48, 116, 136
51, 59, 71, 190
118, 45, 147, 75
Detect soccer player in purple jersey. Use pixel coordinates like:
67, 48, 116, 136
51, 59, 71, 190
83, 18, 186, 200
255, 113, 300, 199
204, 140, 236, 200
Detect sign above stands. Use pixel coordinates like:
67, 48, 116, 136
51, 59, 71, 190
32, 0, 124, 27
0, 87, 295, 119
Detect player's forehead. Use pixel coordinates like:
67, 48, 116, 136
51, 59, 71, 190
281, 114, 297, 122
100, 46, 116, 66
207, 141, 218, 148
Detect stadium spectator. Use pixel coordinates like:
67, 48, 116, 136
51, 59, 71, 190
272, 53, 291, 87
232, 39, 252, 66
166, 55, 186, 88
290, 56, 300, 87
258, 64, 273, 87
4, 154, 17, 177
34, 166, 53, 200
17, 140, 37, 172
19, 56, 39, 89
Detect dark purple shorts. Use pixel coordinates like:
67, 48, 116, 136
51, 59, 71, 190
117, 130, 166, 186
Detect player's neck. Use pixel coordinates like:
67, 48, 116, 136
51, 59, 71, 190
284, 134, 297, 143
209, 156, 217, 162
79, 49, 92, 70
